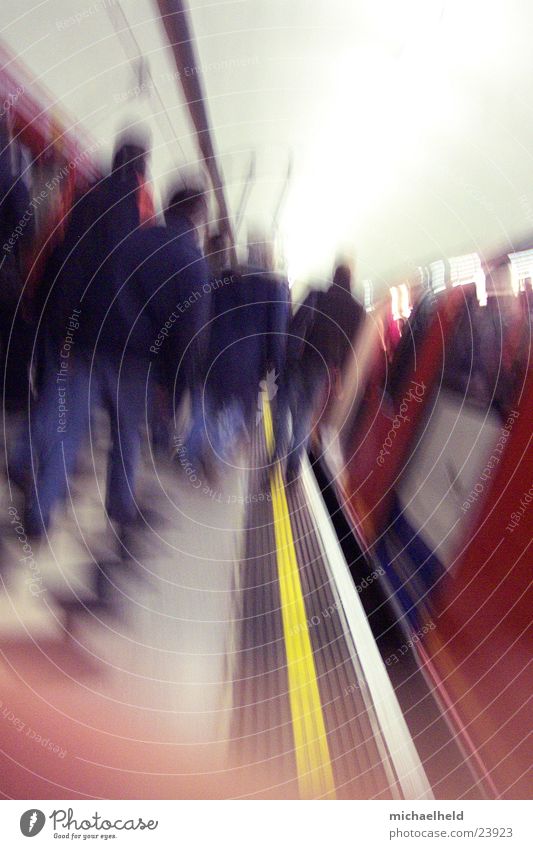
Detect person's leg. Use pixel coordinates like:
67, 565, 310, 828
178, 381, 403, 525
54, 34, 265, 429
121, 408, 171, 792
24, 354, 91, 536
9, 336, 57, 493
285, 384, 314, 479
104, 358, 147, 526
10, 397, 45, 496
214, 395, 249, 464
272, 367, 295, 466
150, 381, 171, 456
285, 361, 327, 480
184, 380, 209, 464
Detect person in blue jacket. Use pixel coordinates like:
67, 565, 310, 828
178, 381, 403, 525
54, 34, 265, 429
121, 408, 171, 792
18, 181, 209, 542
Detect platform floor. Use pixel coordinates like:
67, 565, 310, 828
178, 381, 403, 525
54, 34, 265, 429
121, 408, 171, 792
0, 409, 431, 799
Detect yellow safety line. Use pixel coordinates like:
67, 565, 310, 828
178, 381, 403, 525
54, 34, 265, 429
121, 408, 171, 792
262, 393, 336, 799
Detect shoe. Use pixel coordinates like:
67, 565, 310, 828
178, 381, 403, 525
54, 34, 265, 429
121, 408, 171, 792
7, 467, 31, 499
285, 456, 302, 484
22, 509, 46, 543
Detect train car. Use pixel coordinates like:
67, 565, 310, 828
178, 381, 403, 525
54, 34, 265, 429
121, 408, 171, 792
323, 264, 532, 798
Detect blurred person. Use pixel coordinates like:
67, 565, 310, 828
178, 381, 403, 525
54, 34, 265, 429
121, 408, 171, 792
205, 230, 230, 278
385, 287, 437, 402
247, 229, 274, 273
275, 263, 364, 481
194, 246, 290, 471
10, 126, 154, 498
35, 123, 154, 339
13, 176, 208, 549
0, 116, 34, 402
478, 258, 525, 415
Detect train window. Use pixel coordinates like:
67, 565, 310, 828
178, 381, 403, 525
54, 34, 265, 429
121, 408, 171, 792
397, 388, 503, 572
363, 278, 373, 312
429, 259, 446, 293
508, 248, 533, 294
399, 283, 411, 318
449, 251, 486, 305
417, 265, 431, 290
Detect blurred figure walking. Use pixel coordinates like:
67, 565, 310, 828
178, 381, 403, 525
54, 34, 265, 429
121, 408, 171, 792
10, 128, 154, 526
198, 244, 290, 471
14, 165, 208, 545
276, 263, 364, 480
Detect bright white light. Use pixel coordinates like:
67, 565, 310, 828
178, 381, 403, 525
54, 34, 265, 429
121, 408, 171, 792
399, 283, 411, 318
449, 252, 487, 305
474, 269, 487, 307
509, 262, 520, 297
282, 8, 460, 282
363, 279, 374, 312
390, 286, 400, 321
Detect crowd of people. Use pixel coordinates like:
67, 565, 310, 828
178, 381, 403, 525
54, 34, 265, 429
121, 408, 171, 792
2, 128, 365, 549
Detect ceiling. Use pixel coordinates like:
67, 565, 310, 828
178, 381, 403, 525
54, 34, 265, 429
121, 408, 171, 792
3, 0, 533, 295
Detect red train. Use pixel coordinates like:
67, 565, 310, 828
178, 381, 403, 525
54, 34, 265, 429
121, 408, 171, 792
324, 265, 532, 798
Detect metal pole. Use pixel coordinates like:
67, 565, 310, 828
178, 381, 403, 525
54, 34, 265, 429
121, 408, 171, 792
155, 0, 236, 264
235, 152, 256, 238
271, 153, 292, 236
